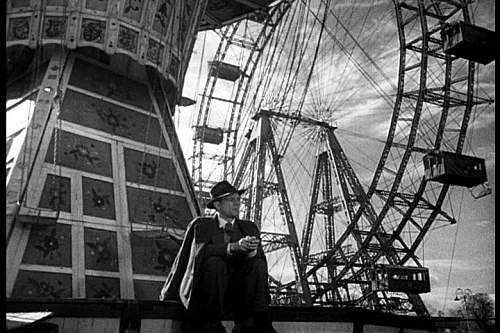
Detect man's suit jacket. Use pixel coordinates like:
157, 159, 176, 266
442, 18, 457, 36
159, 215, 267, 317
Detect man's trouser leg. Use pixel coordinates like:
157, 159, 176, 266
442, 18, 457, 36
229, 257, 270, 330
186, 256, 229, 333
199, 256, 229, 320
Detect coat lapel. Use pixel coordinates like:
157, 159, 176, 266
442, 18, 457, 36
211, 216, 225, 244
195, 215, 220, 243
231, 219, 244, 242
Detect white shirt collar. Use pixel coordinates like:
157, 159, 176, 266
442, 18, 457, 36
217, 213, 235, 229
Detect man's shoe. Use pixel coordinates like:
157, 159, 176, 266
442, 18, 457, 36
210, 320, 228, 333
232, 317, 254, 333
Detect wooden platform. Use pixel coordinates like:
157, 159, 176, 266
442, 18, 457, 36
6, 298, 455, 333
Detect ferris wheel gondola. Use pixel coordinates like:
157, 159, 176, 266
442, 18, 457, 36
191, 0, 494, 315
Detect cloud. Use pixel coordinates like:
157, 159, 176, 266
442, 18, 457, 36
424, 258, 485, 271
467, 146, 495, 170
478, 65, 496, 88
475, 220, 493, 228
469, 110, 496, 131
332, 0, 388, 9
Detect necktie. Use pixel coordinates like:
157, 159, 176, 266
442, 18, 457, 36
224, 222, 233, 234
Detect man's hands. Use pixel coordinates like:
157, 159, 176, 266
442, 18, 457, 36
229, 235, 260, 253
238, 235, 260, 251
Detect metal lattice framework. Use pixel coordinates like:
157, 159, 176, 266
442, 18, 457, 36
192, 1, 294, 205
192, 0, 493, 315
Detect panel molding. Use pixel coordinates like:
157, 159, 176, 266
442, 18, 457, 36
18, 264, 73, 275
66, 85, 156, 117
146, 80, 198, 220
114, 141, 135, 299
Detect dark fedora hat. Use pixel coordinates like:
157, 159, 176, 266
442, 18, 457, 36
206, 180, 246, 209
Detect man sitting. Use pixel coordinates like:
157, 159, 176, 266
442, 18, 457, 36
160, 180, 277, 333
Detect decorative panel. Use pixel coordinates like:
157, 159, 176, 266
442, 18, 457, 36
81, 18, 107, 44
43, 16, 67, 39
167, 53, 179, 78
130, 235, 180, 275
85, 276, 120, 299
45, 130, 113, 177
127, 187, 193, 228
60, 90, 167, 148
152, 0, 173, 34
84, 227, 119, 272
68, 58, 152, 110
123, 148, 181, 190
12, 270, 72, 298
123, 0, 145, 22
11, 0, 31, 8
38, 174, 71, 212
7, 17, 30, 41
117, 25, 139, 53
21, 224, 72, 267
82, 177, 116, 220
133, 280, 164, 300
146, 38, 164, 66
85, 0, 108, 12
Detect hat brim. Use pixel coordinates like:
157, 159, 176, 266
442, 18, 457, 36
206, 188, 246, 209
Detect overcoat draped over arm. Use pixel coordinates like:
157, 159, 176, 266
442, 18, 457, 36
159, 216, 269, 318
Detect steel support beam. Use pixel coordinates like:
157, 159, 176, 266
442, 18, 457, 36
261, 115, 313, 306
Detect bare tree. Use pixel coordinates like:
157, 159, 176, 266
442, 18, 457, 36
450, 292, 495, 333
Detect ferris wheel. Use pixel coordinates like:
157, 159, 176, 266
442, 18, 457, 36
191, 0, 494, 315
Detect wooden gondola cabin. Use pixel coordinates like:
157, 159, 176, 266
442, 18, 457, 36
194, 126, 224, 145
441, 21, 495, 64
372, 265, 430, 294
208, 61, 242, 82
423, 150, 487, 188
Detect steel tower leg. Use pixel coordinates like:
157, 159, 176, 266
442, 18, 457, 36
244, 113, 312, 305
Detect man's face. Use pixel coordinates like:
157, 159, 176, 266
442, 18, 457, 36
214, 193, 241, 219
